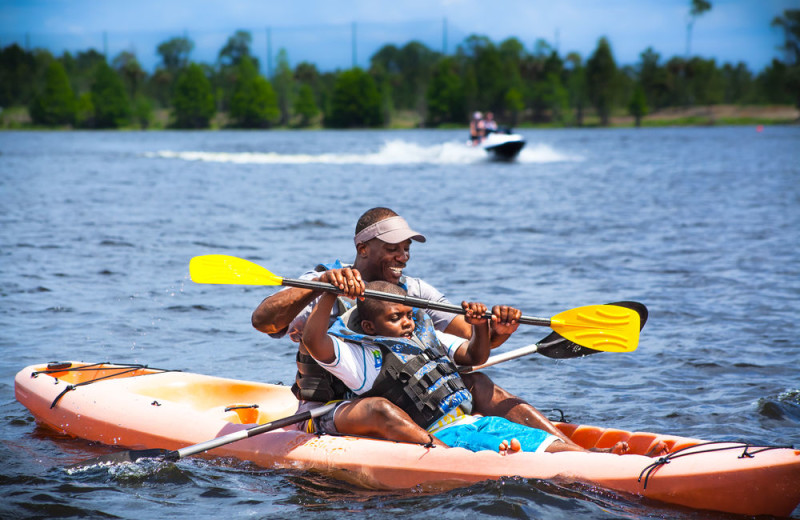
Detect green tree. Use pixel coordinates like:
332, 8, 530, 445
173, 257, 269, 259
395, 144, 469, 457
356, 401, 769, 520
91, 62, 131, 128
771, 9, 800, 108
0, 44, 37, 106
504, 86, 524, 126
457, 35, 505, 112
688, 58, 724, 106
75, 92, 94, 128
229, 57, 279, 128
530, 72, 569, 123
498, 37, 526, 122
628, 84, 648, 127
756, 59, 794, 104
172, 63, 215, 128
112, 51, 146, 99
157, 37, 194, 72
62, 48, 105, 95
566, 52, 588, 126
219, 30, 256, 68
721, 62, 754, 103
150, 36, 194, 107
637, 47, 669, 109
132, 95, 154, 129
585, 37, 618, 126
273, 48, 294, 125
377, 76, 394, 127
29, 60, 76, 125
664, 56, 689, 106
295, 61, 321, 87
371, 41, 438, 112
293, 83, 319, 127
326, 68, 383, 128
425, 56, 465, 126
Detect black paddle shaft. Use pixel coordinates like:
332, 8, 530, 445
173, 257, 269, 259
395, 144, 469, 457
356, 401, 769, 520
282, 277, 551, 326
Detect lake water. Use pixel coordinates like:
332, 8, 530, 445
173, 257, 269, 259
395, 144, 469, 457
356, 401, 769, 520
1, 126, 798, 519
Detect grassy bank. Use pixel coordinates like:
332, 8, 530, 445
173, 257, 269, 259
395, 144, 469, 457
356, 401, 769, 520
2, 104, 797, 131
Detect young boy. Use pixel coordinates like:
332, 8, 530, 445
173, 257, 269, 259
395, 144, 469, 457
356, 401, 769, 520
302, 280, 604, 454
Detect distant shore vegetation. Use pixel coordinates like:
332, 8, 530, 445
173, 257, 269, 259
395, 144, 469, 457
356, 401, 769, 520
2, 9, 798, 130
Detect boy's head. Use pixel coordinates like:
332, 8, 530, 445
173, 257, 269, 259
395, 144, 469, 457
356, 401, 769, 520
357, 281, 415, 338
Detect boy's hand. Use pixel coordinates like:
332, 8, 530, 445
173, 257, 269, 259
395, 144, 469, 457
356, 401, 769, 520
316, 268, 364, 299
461, 301, 489, 326
491, 305, 521, 336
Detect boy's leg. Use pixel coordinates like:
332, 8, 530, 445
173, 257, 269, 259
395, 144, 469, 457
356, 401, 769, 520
333, 397, 447, 447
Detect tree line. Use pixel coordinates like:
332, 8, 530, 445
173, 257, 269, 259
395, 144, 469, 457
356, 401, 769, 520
2, 9, 798, 130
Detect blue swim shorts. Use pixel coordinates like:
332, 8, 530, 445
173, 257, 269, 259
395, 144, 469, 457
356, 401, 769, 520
434, 416, 558, 453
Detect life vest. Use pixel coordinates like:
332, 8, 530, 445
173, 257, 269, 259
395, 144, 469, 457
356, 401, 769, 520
327, 308, 472, 429
291, 261, 353, 402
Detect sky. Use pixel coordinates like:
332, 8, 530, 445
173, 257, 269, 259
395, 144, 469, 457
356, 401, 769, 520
0, 0, 795, 73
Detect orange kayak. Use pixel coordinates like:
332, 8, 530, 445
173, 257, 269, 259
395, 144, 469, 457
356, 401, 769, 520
15, 361, 800, 517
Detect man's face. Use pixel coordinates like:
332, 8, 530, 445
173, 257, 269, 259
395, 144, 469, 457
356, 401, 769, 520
366, 303, 415, 338
359, 238, 411, 284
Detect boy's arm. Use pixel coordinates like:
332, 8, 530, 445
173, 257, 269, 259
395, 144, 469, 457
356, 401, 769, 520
301, 292, 338, 364
451, 302, 492, 366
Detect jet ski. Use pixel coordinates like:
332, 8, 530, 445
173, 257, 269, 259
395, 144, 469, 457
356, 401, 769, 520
473, 129, 525, 161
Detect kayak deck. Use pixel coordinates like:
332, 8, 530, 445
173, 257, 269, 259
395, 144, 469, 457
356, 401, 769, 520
15, 362, 800, 517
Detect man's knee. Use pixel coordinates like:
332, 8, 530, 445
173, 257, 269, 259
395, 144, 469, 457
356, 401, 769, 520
461, 371, 495, 395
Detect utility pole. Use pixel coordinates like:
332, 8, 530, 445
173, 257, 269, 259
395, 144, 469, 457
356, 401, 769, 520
103, 31, 108, 61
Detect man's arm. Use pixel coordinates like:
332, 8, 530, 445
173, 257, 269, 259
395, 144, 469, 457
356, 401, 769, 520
443, 305, 520, 348
251, 267, 364, 335
251, 287, 318, 335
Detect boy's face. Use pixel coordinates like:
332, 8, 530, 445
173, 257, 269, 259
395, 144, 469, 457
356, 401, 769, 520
363, 303, 415, 338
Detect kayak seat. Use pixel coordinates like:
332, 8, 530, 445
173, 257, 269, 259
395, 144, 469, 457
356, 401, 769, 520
221, 404, 262, 425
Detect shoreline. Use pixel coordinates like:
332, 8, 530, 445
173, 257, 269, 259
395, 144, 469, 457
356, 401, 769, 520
2, 104, 797, 131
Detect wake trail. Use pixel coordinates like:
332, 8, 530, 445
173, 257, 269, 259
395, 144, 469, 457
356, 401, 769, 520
145, 139, 582, 165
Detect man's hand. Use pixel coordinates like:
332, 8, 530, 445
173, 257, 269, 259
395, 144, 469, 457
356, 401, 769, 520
316, 268, 365, 299
490, 305, 521, 336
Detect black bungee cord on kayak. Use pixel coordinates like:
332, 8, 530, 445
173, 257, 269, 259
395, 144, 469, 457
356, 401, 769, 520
638, 441, 795, 489
30, 362, 177, 409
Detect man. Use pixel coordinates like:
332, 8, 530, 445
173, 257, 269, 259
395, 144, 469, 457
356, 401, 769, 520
469, 111, 485, 144
252, 207, 577, 446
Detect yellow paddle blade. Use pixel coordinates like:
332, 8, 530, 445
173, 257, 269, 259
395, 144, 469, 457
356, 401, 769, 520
549, 305, 639, 353
189, 255, 284, 286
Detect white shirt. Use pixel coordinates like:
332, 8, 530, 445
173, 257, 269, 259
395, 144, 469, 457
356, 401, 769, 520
317, 331, 465, 395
